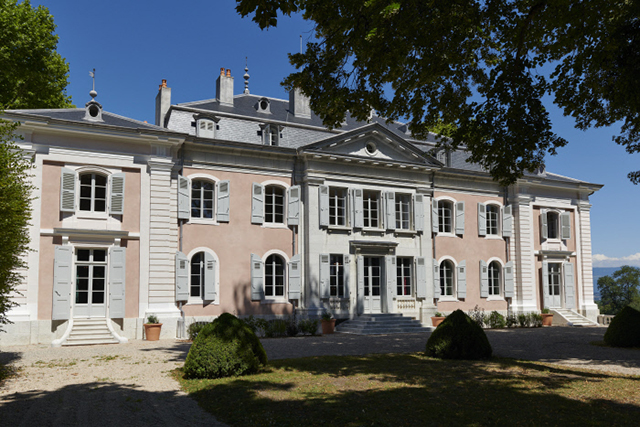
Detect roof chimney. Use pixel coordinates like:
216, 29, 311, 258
216, 68, 234, 107
289, 87, 311, 119
155, 79, 171, 127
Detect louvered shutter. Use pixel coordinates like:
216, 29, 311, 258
319, 254, 330, 299
52, 245, 73, 320
542, 261, 550, 308
432, 199, 439, 233
564, 262, 575, 309
433, 259, 440, 299
250, 254, 264, 300
343, 255, 350, 297
414, 194, 424, 232
178, 175, 190, 220
109, 173, 126, 215
504, 261, 514, 298
478, 203, 487, 236
502, 205, 513, 238
540, 209, 548, 239
357, 255, 365, 312
288, 254, 301, 300
109, 247, 126, 318
216, 180, 230, 222
60, 168, 77, 213
455, 201, 465, 235
385, 192, 396, 230
319, 185, 329, 226
480, 260, 488, 298
416, 257, 427, 298
561, 212, 571, 239
287, 185, 300, 226
175, 251, 189, 301
251, 183, 264, 224
203, 252, 217, 301
352, 188, 364, 228
385, 255, 397, 305
457, 260, 467, 299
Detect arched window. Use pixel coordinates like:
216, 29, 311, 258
265, 185, 285, 224
440, 260, 454, 296
488, 261, 501, 296
191, 179, 215, 219
265, 254, 285, 297
79, 172, 107, 212
486, 204, 500, 235
438, 200, 453, 233
190, 252, 204, 298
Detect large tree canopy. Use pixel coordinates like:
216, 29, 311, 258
236, 0, 640, 184
597, 266, 640, 315
0, 0, 72, 110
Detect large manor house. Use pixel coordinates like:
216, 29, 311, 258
1, 67, 601, 345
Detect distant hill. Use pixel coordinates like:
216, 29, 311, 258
592, 267, 622, 301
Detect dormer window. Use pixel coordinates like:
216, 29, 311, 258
259, 124, 282, 146
197, 119, 215, 139
257, 97, 271, 114
436, 150, 451, 167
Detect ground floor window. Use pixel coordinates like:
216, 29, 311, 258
75, 249, 107, 305
548, 263, 561, 297
330, 254, 345, 297
396, 257, 412, 296
440, 260, 454, 296
265, 254, 285, 297
488, 261, 501, 296
190, 252, 204, 298
364, 257, 381, 297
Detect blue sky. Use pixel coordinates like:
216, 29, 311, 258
30, 0, 640, 267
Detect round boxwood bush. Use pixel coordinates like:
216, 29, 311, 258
184, 313, 267, 379
603, 306, 640, 348
426, 309, 493, 360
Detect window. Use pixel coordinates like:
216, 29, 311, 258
488, 261, 501, 296
397, 257, 412, 296
191, 180, 214, 219
197, 119, 215, 138
329, 188, 347, 226
265, 185, 285, 224
363, 190, 380, 228
438, 200, 453, 233
330, 255, 345, 297
548, 263, 561, 297
486, 205, 499, 235
440, 260, 454, 297
190, 252, 204, 298
395, 194, 411, 230
265, 254, 285, 297
547, 212, 559, 239
364, 257, 381, 297
79, 173, 107, 212
75, 249, 107, 305
260, 124, 280, 146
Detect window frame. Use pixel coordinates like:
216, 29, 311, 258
189, 251, 205, 301
488, 260, 502, 297
74, 248, 108, 307
439, 259, 455, 297
264, 254, 286, 298
264, 184, 286, 225
329, 254, 346, 298
78, 172, 108, 214
190, 179, 216, 220
438, 200, 453, 234
396, 257, 413, 297
329, 187, 348, 227
395, 193, 412, 230
196, 118, 216, 138
363, 190, 381, 229
547, 211, 560, 240
485, 204, 500, 236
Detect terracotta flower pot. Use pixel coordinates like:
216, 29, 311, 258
541, 313, 553, 327
144, 323, 163, 341
431, 316, 445, 327
321, 319, 336, 335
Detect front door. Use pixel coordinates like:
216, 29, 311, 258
548, 263, 562, 308
74, 248, 107, 317
363, 257, 382, 313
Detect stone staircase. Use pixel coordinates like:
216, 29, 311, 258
551, 309, 599, 327
62, 318, 121, 346
336, 313, 431, 335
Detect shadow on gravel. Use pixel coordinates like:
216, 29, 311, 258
138, 341, 192, 363
0, 351, 22, 366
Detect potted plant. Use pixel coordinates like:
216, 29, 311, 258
541, 308, 554, 326
431, 312, 446, 327
321, 311, 336, 334
144, 314, 163, 340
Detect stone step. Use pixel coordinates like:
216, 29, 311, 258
335, 313, 431, 335
63, 338, 120, 346
61, 318, 120, 346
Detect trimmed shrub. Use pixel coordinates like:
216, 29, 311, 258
264, 319, 288, 338
286, 315, 299, 337
187, 321, 209, 340
506, 314, 518, 328
426, 309, 492, 360
487, 311, 506, 329
298, 318, 320, 336
604, 306, 640, 348
517, 313, 530, 327
184, 313, 267, 379
529, 313, 543, 328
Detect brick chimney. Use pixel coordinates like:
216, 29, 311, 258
216, 68, 234, 107
155, 79, 171, 127
289, 87, 311, 119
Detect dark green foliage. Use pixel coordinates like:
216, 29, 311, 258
183, 313, 267, 379
603, 306, 640, 348
298, 318, 319, 336
597, 266, 640, 315
506, 314, 518, 328
264, 319, 288, 338
187, 321, 209, 341
487, 311, 506, 329
517, 313, 530, 328
426, 309, 492, 360
467, 305, 486, 328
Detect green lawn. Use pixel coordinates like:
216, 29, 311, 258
174, 353, 640, 426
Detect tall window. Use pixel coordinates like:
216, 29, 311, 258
395, 194, 411, 230
547, 212, 559, 239
440, 260, 454, 296
397, 257, 412, 296
79, 173, 107, 212
190, 252, 204, 298
329, 188, 347, 226
75, 249, 107, 305
438, 200, 453, 233
488, 261, 501, 296
486, 205, 499, 235
364, 257, 381, 296
265, 254, 285, 297
363, 190, 380, 228
191, 180, 214, 219
330, 255, 345, 297
548, 263, 561, 296
265, 185, 285, 224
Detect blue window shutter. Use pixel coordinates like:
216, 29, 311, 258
175, 251, 189, 301
457, 260, 467, 299
502, 205, 513, 238
504, 261, 514, 298
216, 180, 230, 222
480, 260, 488, 298
60, 167, 77, 213
250, 254, 264, 300
352, 188, 364, 228
564, 262, 575, 309
319, 254, 330, 299
251, 183, 264, 224
288, 254, 301, 300
542, 261, 550, 308
415, 257, 427, 298
52, 246, 73, 320
432, 199, 439, 234
357, 255, 364, 312
108, 247, 126, 318
203, 252, 217, 301
385, 255, 397, 304
177, 175, 190, 220
385, 192, 396, 230
319, 185, 329, 227
561, 212, 571, 240
477, 203, 486, 236
414, 194, 424, 232
109, 173, 125, 215
433, 259, 440, 299
540, 209, 548, 240
287, 185, 300, 226
455, 201, 465, 235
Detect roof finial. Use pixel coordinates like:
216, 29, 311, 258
89, 68, 97, 99
243, 57, 250, 95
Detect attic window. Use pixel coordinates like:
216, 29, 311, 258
257, 97, 271, 113
88, 104, 100, 118
365, 142, 377, 155
197, 119, 215, 138
259, 124, 282, 146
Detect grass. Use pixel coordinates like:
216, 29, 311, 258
174, 353, 640, 427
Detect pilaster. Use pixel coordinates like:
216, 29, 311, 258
577, 201, 599, 320
511, 192, 538, 313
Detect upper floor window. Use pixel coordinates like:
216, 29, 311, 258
329, 188, 347, 226
191, 180, 214, 219
488, 261, 501, 296
541, 210, 571, 240
395, 194, 411, 230
265, 185, 285, 224
397, 257, 412, 296
486, 204, 499, 235
79, 173, 107, 212
547, 211, 559, 239
363, 190, 380, 228
438, 200, 453, 233
440, 259, 454, 297
265, 254, 285, 297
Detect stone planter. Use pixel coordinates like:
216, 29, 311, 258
321, 319, 336, 335
541, 313, 554, 327
431, 316, 445, 327
144, 323, 163, 340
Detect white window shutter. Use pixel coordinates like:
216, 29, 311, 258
52, 245, 73, 320
203, 252, 217, 301
60, 167, 77, 213
343, 255, 350, 297
287, 185, 300, 226
432, 199, 439, 234
352, 188, 364, 228
414, 194, 424, 232
288, 254, 301, 300
250, 254, 264, 300
480, 260, 488, 298
319, 254, 330, 299
455, 201, 465, 235
433, 259, 440, 299
319, 185, 329, 227
457, 260, 467, 299
415, 257, 427, 298
108, 247, 126, 318
540, 209, 548, 239
216, 180, 230, 222
564, 262, 575, 309
109, 173, 126, 215
385, 192, 396, 230
251, 183, 264, 224
542, 261, 550, 308
385, 255, 397, 302
504, 261, 514, 298
357, 255, 364, 311
502, 205, 513, 238
561, 212, 571, 239
477, 203, 486, 236
177, 175, 191, 220
175, 251, 189, 301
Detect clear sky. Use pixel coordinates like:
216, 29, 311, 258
29, 0, 640, 267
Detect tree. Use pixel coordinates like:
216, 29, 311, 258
236, 0, 640, 185
0, 0, 72, 110
597, 266, 640, 315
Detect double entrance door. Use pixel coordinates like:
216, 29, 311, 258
74, 248, 107, 317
